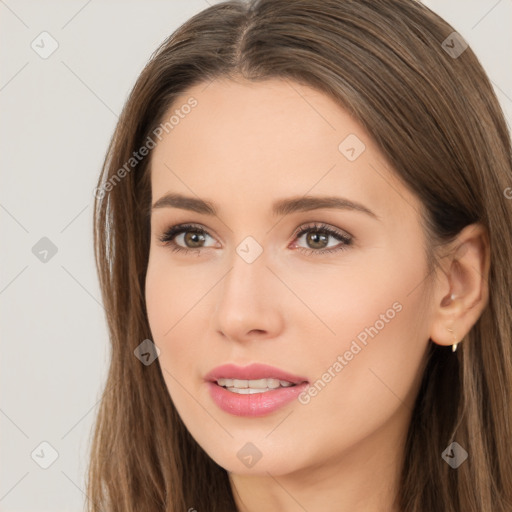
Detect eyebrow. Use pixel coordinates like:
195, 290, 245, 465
151, 192, 380, 220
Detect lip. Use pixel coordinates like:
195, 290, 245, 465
204, 363, 309, 417
204, 363, 308, 384
207, 381, 309, 417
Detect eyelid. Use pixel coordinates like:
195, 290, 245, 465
291, 222, 352, 242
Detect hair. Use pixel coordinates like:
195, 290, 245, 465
88, 0, 512, 510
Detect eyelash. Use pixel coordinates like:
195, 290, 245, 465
157, 222, 353, 256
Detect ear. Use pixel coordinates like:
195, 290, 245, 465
429, 223, 490, 349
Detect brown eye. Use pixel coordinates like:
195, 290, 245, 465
158, 223, 216, 253
182, 231, 206, 248
304, 230, 330, 249
293, 222, 353, 255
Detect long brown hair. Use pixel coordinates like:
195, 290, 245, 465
88, 1, 512, 510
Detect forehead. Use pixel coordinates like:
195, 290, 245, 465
149, 77, 422, 224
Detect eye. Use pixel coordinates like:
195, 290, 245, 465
157, 223, 218, 254
291, 222, 353, 255
157, 221, 353, 256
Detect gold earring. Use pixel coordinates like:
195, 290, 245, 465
448, 294, 458, 352
447, 327, 458, 352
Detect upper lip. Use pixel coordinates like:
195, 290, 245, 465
205, 363, 308, 384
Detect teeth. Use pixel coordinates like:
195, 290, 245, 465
226, 387, 273, 394
216, 378, 296, 390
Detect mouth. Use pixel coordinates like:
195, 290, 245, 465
205, 362, 309, 389
214, 377, 301, 394
204, 363, 309, 416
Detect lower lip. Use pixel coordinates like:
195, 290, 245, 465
207, 381, 309, 417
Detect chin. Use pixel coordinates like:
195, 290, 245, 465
204, 444, 306, 477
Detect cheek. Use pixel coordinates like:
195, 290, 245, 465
145, 252, 203, 335
145, 254, 212, 376
145, 259, 171, 340
292, 295, 427, 465
270, 249, 408, 346
145, 263, 215, 440
297, 252, 429, 424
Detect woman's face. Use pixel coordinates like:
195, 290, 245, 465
145, 77, 435, 477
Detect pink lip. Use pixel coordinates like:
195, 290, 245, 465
204, 363, 309, 417
204, 363, 308, 384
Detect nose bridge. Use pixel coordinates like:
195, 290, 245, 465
219, 239, 268, 312
213, 237, 282, 339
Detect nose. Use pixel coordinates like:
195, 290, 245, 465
213, 244, 285, 343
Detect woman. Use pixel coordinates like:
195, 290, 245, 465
88, 0, 512, 510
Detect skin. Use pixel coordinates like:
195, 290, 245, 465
144, 77, 489, 512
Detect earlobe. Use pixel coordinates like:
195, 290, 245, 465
429, 223, 490, 351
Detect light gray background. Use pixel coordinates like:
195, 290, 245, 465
1, 1, 511, 510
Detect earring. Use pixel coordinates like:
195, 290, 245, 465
448, 294, 458, 352
447, 327, 458, 352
